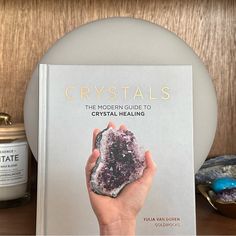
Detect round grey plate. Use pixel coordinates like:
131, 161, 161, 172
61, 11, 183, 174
24, 17, 217, 172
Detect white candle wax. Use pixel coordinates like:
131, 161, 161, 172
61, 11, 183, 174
0, 121, 29, 206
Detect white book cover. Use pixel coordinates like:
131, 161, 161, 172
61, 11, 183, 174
37, 64, 196, 235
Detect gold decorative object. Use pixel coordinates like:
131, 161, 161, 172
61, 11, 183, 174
0, 112, 30, 208
198, 185, 236, 219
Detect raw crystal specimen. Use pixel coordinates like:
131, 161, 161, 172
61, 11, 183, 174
211, 177, 236, 193
195, 155, 236, 185
210, 177, 236, 203
90, 127, 146, 197
214, 188, 236, 202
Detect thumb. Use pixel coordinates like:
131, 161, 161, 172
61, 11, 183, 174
85, 149, 100, 191
139, 151, 157, 186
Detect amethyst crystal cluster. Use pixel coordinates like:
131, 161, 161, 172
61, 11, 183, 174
214, 189, 236, 203
90, 127, 146, 197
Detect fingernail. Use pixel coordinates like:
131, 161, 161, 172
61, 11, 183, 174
93, 149, 100, 156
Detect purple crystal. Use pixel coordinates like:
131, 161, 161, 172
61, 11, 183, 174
215, 188, 236, 202
90, 127, 146, 197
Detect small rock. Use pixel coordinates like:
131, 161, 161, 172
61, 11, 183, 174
215, 188, 236, 202
211, 177, 236, 193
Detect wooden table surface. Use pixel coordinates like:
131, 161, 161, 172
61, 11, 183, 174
0, 193, 235, 235
0, 192, 36, 235
196, 194, 236, 235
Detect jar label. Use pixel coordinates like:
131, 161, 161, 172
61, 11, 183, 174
0, 142, 28, 187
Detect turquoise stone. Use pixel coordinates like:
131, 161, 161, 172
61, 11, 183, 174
211, 177, 236, 193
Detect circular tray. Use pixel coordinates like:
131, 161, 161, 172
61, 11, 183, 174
24, 17, 217, 172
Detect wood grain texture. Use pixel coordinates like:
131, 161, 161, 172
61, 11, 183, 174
0, 0, 235, 156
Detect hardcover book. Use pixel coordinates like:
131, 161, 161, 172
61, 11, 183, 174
37, 64, 196, 235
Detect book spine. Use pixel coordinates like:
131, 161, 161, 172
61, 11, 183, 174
36, 64, 48, 235
190, 66, 197, 236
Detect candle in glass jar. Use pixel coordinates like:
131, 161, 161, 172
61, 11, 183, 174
0, 113, 30, 208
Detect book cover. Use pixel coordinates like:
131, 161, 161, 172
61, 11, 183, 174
37, 64, 195, 235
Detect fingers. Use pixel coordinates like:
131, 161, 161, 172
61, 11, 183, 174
145, 151, 157, 173
86, 149, 100, 178
119, 124, 127, 130
109, 122, 126, 131
85, 149, 100, 190
107, 121, 115, 129
139, 151, 157, 186
92, 129, 100, 151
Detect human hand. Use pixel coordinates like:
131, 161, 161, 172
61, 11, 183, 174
85, 122, 157, 235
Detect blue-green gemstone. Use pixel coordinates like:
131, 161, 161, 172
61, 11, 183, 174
211, 177, 236, 193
